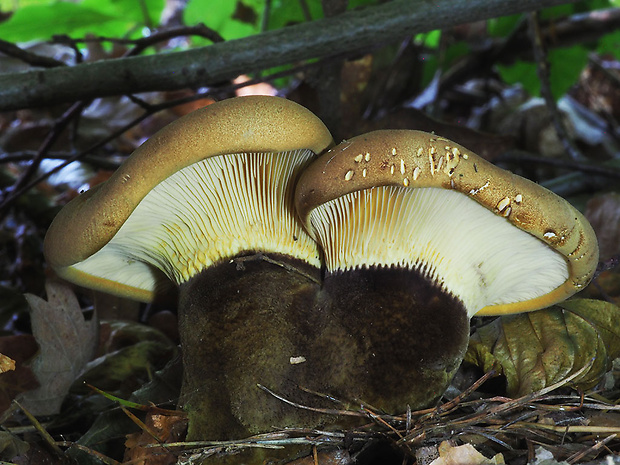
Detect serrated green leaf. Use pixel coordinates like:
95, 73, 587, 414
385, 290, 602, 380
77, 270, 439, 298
466, 299, 620, 397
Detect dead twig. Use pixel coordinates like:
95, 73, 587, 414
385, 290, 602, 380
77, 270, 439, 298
498, 150, 620, 180
51, 24, 225, 58
0, 52, 353, 214
0, 38, 66, 68
0, 100, 88, 218
13, 400, 64, 457
566, 433, 617, 464
528, 11, 585, 161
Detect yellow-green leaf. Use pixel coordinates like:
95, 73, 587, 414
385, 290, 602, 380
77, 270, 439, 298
465, 299, 620, 397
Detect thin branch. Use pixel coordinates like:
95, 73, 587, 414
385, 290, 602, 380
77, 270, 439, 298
298, 0, 313, 22
528, 11, 585, 161
50, 24, 225, 59
0, 0, 584, 111
0, 38, 66, 68
0, 151, 122, 170
0, 52, 360, 214
0, 104, 153, 215
566, 433, 617, 464
498, 150, 620, 180
438, 8, 620, 100
0, 101, 88, 214
541, 157, 620, 197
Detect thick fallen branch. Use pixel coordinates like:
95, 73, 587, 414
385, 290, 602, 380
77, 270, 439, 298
0, 0, 581, 111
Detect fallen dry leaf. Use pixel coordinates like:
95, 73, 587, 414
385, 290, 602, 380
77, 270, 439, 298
0, 430, 30, 460
466, 299, 620, 397
0, 353, 15, 373
429, 441, 504, 465
284, 449, 352, 465
0, 335, 39, 415
123, 408, 188, 465
20, 279, 98, 415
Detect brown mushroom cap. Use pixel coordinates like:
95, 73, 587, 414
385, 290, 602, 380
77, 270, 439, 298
44, 96, 333, 302
295, 130, 598, 316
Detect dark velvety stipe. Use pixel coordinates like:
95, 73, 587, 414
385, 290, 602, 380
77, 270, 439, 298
317, 266, 470, 413
178, 253, 327, 443
178, 256, 470, 462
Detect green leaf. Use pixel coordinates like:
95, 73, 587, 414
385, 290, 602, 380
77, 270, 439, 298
548, 45, 589, 99
598, 30, 620, 60
0, 2, 116, 42
466, 299, 620, 397
82, 0, 165, 28
0, 0, 55, 12
415, 30, 441, 48
184, 0, 259, 41
540, 4, 578, 20
496, 60, 541, 96
0, 0, 165, 43
445, 41, 470, 67
487, 14, 521, 38
496, 45, 588, 100
269, 0, 323, 28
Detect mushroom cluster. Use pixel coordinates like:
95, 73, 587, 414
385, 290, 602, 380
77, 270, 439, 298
44, 97, 599, 461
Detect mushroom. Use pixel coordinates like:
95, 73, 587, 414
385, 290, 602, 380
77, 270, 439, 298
294, 129, 599, 412
43, 96, 335, 443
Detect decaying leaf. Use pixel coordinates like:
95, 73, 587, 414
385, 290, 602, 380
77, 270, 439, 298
0, 430, 30, 460
284, 449, 352, 465
80, 340, 177, 396
466, 299, 620, 397
0, 353, 15, 373
0, 335, 39, 415
21, 279, 98, 415
428, 441, 504, 465
123, 408, 187, 465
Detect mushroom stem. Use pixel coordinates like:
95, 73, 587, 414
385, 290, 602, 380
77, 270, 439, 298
178, 253, 326, 441
317, 266, 470, 412
179, 254, 470, 447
